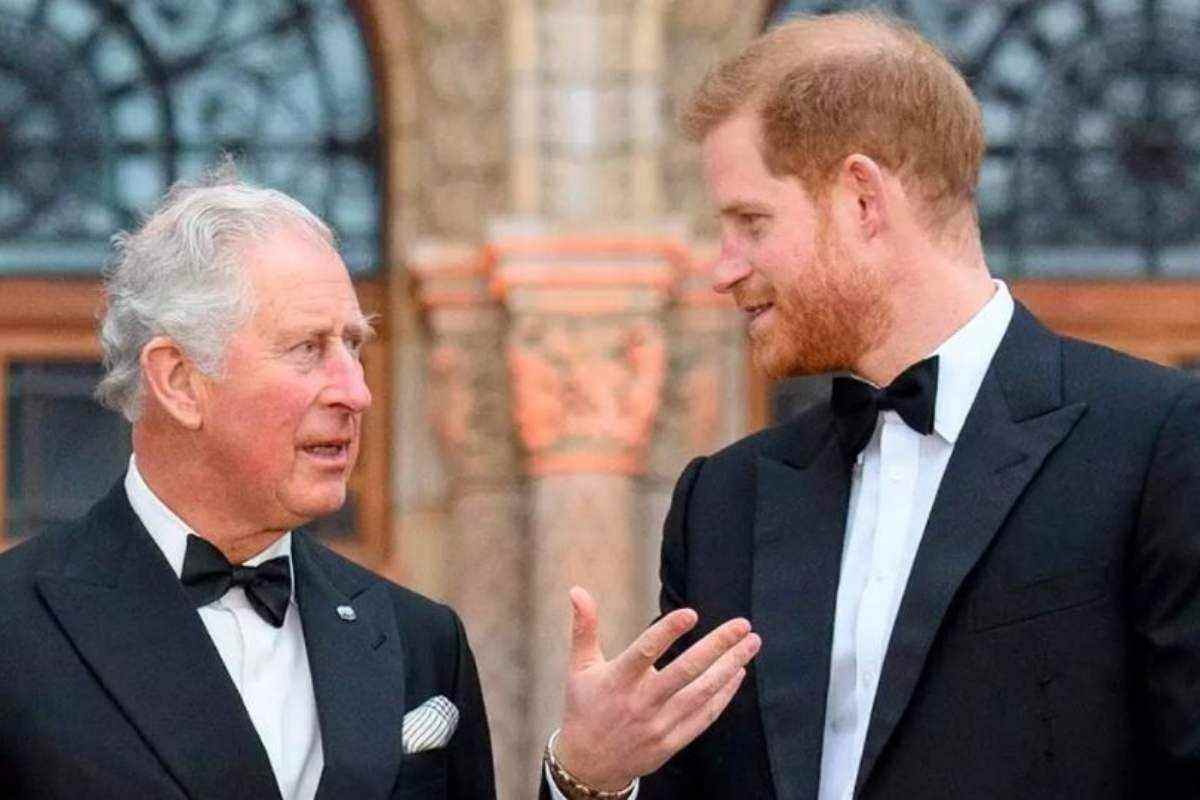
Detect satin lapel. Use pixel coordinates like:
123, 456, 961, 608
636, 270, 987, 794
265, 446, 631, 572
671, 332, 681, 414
294, 534, 405, 800
34, 484, 281, 800
753, 422, 851, 800
854, 307, 1087, 796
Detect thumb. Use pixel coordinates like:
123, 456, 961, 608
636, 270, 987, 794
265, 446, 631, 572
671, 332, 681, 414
568, 586, 603, 672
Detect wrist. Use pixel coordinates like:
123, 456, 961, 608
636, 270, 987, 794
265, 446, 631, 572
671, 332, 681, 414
546, 729, 635, 798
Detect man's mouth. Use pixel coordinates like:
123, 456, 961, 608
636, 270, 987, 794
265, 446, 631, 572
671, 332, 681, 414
301, 441, 351, 461
743, 302, 774, 320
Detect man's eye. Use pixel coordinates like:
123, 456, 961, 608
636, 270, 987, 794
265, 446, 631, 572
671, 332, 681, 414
345, 336, 364, 358
295, 340, 321, 357
742, 214, 767, 236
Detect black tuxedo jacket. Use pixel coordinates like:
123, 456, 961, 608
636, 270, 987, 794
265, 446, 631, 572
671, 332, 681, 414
632, 304, 1200, 799
0, 483, 495, 800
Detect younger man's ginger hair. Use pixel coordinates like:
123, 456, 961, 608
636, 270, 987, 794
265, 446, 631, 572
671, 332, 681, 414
681, 11, 985, 232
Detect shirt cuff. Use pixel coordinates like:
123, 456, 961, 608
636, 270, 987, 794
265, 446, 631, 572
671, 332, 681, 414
543, 732, 640, 800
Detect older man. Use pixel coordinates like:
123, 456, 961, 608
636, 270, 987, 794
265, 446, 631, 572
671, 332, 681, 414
0, 174, 495, 799
543, 11, 1200, 800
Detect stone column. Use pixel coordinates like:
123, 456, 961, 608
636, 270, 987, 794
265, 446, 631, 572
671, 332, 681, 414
409, 241, 531, 800
493, 222, 680, 782
509, 0, 666, 221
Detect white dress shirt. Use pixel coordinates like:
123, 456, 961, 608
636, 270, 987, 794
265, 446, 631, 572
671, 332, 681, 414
125, 456, 325, 800
818, 280, 1013, 800
548, 283, 1014, 800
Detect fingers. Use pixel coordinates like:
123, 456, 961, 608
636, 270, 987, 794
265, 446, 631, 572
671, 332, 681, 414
568, 587, 604, 672
662, 664, 748, 756
661, 629, 759, 729
610, 607, 699, 684
650, 617, 755, 703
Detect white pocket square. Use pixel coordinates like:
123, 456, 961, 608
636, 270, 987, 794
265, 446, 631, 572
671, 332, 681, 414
402, 695, 459, 754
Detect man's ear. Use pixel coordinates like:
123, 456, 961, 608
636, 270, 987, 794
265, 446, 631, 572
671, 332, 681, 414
835, 154, 889, 241
140, 336, 206, 430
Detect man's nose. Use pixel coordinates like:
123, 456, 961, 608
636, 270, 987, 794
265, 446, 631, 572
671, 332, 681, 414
325, 344, 373, 412
711, 245, 752, 294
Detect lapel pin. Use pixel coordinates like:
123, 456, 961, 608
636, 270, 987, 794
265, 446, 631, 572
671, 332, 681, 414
336, 604, 357, 622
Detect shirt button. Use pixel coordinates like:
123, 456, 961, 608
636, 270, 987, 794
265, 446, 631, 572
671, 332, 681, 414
888, 468, 903, 481
871, 572, 888, 584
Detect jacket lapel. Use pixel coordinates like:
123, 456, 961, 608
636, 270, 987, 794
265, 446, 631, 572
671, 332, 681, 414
753, 415, 851, 800
854, 304, 1087, 795
35, 483, 281, 800
293, 534, 406, 800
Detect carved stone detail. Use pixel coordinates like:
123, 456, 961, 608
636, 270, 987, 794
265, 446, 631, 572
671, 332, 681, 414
508, 314, 666, 474
425, 327, 521, 482
410, 242, 520, 482
492, 225, 680, 475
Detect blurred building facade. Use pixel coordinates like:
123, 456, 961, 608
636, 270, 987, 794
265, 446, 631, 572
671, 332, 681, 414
2, 1, 1200, 797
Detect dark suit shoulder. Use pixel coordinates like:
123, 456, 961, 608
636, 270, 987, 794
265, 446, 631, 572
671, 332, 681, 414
1060, 334, 1197, 407
711, 403, 831, 463
0, 511, 116, 678
696, 403, 833, 493
0, 536, 51, 631
666, 405, 835, 561
0, 515, 89, 606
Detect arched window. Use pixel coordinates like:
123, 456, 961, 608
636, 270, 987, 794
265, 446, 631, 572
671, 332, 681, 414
0, 0, 382, 273
768, 0, 1200, 278
0, 0, 388, 553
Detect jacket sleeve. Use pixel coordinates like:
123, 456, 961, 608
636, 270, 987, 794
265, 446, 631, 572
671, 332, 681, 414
1129, 380, 1200, 795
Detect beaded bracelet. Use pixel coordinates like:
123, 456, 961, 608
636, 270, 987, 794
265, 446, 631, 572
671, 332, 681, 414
544, 729, 636, 800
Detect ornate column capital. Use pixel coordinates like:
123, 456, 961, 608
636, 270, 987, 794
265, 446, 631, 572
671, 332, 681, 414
491, 220, 684, 476
409, 240, 494, 310
409, 240, 520, 484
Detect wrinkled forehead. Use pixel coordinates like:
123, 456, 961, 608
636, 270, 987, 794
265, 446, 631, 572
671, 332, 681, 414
238, 229, 368, 330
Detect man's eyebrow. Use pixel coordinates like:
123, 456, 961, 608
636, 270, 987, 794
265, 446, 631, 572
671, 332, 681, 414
274, 313, 377, 344
347, 313, 379, 341
717, 200, 770, 216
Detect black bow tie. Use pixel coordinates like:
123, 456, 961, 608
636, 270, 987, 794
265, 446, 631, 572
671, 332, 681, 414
830, 355, 939, 459
180, 535, 292, 628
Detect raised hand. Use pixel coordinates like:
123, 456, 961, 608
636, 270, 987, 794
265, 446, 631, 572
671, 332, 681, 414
554, 586, 761, 791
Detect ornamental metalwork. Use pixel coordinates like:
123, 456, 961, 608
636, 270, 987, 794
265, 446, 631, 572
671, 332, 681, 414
769, 0, 1200, 277
0, 0, 381, 273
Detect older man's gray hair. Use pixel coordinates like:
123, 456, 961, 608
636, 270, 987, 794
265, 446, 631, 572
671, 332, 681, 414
95, 169, 335, 422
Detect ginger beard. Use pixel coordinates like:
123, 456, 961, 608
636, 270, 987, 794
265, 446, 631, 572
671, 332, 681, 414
744, 212, 892, 380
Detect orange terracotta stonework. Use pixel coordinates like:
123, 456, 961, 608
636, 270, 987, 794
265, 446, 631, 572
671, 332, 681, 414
507, 315, 667, 474
493, 233, 680, 475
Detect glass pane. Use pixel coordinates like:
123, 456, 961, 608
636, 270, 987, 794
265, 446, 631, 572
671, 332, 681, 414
0, 0, 382, 274
767, 1, 1200, 278
6, 362, 131, 539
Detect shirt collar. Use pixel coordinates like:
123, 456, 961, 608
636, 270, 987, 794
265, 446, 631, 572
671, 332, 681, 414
929, 279, 1014, 444
124, 455, 294, 596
